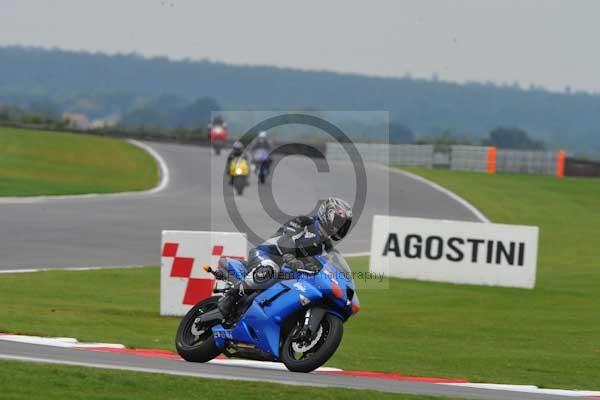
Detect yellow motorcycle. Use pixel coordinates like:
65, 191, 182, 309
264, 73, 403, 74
228, 156, 250, 195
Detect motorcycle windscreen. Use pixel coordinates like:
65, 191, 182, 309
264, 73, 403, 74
317, 250, 354, 281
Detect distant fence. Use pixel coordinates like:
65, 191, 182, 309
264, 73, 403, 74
325, 142, 578, 178
496, 150, 558, 175
449, 145, 489, 172
326, 143, 434, 167
450, 146, 559, 176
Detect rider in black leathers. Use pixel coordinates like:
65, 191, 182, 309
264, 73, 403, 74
226, 140, 246, 165
225, 141, 249, 185
218, 197, 353, 316
250, 131, 273, 178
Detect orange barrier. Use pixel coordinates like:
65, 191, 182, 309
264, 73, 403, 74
556, 150, 566, 178
487, 146, 497, 174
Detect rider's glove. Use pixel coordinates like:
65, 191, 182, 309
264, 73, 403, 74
302, 262, 321, 274
282, 253, 304, 272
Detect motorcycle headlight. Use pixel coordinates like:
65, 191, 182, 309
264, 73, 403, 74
235, 168, 242, 174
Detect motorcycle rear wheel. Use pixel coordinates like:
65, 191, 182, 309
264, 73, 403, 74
233, 176, 245, 195
281, 313, 343, 373
175, 296, 221, 362
258, 163, 268, 184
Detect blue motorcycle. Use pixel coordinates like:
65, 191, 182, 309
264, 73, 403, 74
175, 251, 360, 372
252, 148, 271, 184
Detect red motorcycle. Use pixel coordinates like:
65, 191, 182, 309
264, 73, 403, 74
210, 125, 227, 156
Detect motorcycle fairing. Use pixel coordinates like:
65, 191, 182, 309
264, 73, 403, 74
212, 279, 322, 358
218, 258, 247, 283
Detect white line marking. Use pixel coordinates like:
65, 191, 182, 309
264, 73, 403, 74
127, 140, 170, 194
0, 335, 125, 349
0, 265, 147, 274
0, 354, 258, 382
0, 354, 332, 389
343, 252, 370, 258
208, 358, 341, 372
0, 140, 170, 204
443, 383, 600, 397
383, 166, 490, 223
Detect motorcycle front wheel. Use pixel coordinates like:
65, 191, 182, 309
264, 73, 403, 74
175, 296, 221, 362
281, 313, 343, 373
233, 175, 246, 195
258, 164, 268, 184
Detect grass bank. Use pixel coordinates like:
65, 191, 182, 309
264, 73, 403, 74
0, 127, 158, 196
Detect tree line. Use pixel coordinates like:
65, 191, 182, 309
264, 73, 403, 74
2, 46, 596, 151
0, 103, 545, 151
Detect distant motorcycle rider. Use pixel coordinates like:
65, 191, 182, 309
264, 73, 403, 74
208, 114, 226, 130
218, 197, 353, 316
250, 131, 273, 179
250, 131, 272, 153
225, 141, 248, 185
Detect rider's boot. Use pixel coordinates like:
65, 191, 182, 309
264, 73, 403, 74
218, 284, 243, 317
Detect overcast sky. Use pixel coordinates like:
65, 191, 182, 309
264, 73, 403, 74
2, 0, 599, 93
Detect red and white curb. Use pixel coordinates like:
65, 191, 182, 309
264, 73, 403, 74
1, 334, 598, 397
0, 334, 339, 373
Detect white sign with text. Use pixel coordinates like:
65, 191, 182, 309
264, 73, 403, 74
369, 215, 539, 289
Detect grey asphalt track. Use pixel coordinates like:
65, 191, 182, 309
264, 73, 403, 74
0, 142, 482, 270
0, 141, 513, 399
0, 341, 578, 400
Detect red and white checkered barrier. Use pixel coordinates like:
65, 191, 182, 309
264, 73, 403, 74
160, 231, 247, 316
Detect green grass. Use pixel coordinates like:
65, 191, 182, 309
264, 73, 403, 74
0, 127, 158, 196
0, 360, 449, 400
1, 169, 598, 389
